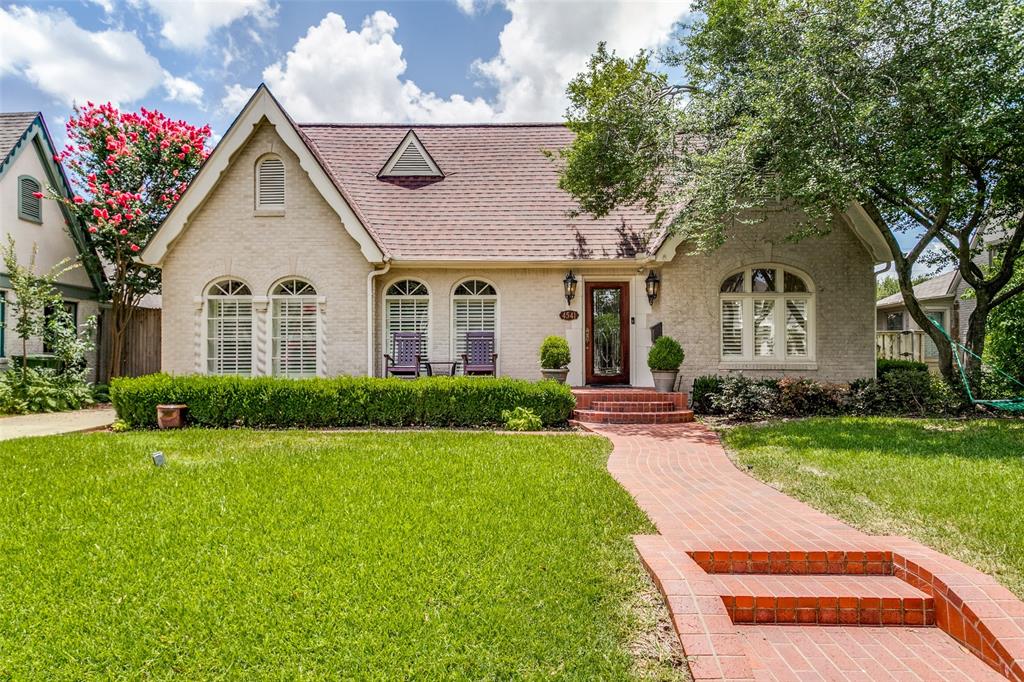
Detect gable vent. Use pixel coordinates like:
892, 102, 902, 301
18, 176, 42, 222
256, 156, 285, 208
379, 130, 442, 178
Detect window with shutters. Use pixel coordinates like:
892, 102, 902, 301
255, 155, 285, 209
719, 266, 815, 362
271, 278, 318, 377
384, 279, 429, 359
451, 280, 497, 365
206, 279, 254, 375
18, 176, 42, 223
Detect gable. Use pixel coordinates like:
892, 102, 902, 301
378, 130, 442, 177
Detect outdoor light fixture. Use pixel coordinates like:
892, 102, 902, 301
563, 270, 578, 306
645, 270, 661, 305
152, 451, 165, 467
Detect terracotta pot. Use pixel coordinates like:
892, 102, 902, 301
156, 404, 187, 429
541, 368, 569, 384
651, 370, 679, 393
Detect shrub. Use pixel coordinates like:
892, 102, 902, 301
849, 369, 960, 417
777, 377, 847, 416
111, 375, 576, 429
648, 336, 685, 371
877, 358, 928, 377
690, 375, 723, 414
710, 375, 780, 421
502, 406, 543, 431
0, 367, 94, 415
539, 336, 571, 369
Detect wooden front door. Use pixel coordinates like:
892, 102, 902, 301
585, 282, 630, 385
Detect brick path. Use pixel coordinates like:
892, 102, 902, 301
595, 423, 1024, 681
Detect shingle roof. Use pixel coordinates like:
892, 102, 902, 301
0, 112, 39, 162
299, 124, 661, 261
877, 270, 956, 307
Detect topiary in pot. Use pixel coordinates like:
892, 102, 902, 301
539, 336, 571, 383
648, 335, 684, 392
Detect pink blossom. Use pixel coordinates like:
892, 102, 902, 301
32, 191, 44, 199
119, 228, 128, 235
130, 244, 140, 252
88, 226, 98, 233
172, 169, 179, 177
73, 196, 85, 204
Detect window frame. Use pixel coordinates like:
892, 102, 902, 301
18, 175, 43, 223
270, 278, 320, 378
383, 278, 431, 363
719, 265, 816, 364
255, 154, 286, 211
204, 278, 255, 376
450, 278, 499, 368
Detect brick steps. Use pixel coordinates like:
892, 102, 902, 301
716, 574, 935, 626
572, 388, 692, 425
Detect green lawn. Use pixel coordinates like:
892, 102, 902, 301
0, 430, 682, 680
723, 417, 1024, 598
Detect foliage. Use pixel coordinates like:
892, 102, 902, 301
111, 375, 576, 429
42, 103, 210, 377
647, 335, 684, 371
109, 418, 131, 432
0, 367, 94, 414
0, 430, 681, 679
709, 375, 779, 421
848, 370, 960, 417
91, 383, 111, 403
876, 275, 927, 301
559, 0, 1024, 387
776, 378, 847, 417
502, 406, 543, 431
984, 266, 1024, 388
539, 335, 571, 369
725, 418, 1024, 598
877, 358, 929, 377
690, 375, 723, 414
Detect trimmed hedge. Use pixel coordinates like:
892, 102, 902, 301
877, 358, 928, 377
112, 374, 575, 429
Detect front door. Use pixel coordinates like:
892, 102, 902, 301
585, 282, 630, 385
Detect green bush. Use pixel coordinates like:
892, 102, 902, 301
647, 336, 685, 371
0, 367, 94, 415
777, 377, 847, 416
710, 375, 780, 421
111, 374, 576, 429
877, 358, 928, 377
690, 375, 723, 414
849, 369, 960, 417
501, 406, 543, 431
539, 336, 571, 369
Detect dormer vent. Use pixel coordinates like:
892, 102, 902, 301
378, 130, 442, 178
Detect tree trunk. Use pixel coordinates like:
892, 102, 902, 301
108, 299, 130, 378
963, 297, 990, 396
892, 259, 957, 384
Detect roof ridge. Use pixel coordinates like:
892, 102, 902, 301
297, 122, 569, 129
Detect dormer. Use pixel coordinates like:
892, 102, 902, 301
377, 130, 443, 178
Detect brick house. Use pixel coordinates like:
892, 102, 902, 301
140, 85, 892, 391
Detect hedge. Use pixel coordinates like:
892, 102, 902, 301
111, 374, 576, 429
877, 358, 929, 377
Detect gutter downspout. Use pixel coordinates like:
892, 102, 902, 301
366, 260, 391, 377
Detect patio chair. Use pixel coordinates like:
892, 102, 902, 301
385, 332, 423, 378
461, 331, 498, 376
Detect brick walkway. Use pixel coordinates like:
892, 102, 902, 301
595, 423, 1024, 681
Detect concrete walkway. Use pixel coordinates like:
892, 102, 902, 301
595, 423, 1024, 682
0, 407, 115, 441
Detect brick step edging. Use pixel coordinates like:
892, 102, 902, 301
572, 409, 695, 425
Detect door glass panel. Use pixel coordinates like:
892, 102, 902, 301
924, 311, 945, 358
592, 287, 622, 377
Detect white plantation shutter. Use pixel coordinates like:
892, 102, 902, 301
753, 299, 775, 357
18, 176, 42, 222
256, 156, 285, 208
206, 280, 254, 375
785, 299, 809, 357
272, 279, 318, 377
721, 299, 744, 357
385, 280, 429, 358
452, 281, 497, 364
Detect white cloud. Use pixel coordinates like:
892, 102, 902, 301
220, 83, 256, 114
163, 73, 205, 106
0, 5, 165, 106
260, 11, 493, 122
140, 0, 276, 51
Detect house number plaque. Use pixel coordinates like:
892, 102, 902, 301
559, 310, 579, 321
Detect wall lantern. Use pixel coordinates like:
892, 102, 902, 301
645, 270, 661, 305
563, 270, 578, 306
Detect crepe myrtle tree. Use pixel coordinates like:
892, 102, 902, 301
39, 103, 210, 376
557, 0, 1024, 390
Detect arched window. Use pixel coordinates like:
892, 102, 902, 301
18, 176, 42, 223
271, 278, 318, 377
384, 279, 429, 359
719, 266, 814, 361
256, 155, 285, 209
451, 279, 497, 361
206, 279, 253, 375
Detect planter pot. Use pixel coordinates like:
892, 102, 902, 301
156, 404, 187, 429
651, 370, 679, 393
541, 368, 569, 384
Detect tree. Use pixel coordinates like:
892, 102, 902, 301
557, 0, 1024, 389
42, 103, 210, 376
876, 274, 928, 301
1, 237, 76, 380
984, 257, 1024, 385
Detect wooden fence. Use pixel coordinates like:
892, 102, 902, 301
98, 307, 161, 383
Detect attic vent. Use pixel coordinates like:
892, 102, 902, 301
379, 130, 442, 178
18, 176, 42, 223
256, 156, 285, 208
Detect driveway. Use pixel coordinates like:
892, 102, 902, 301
0, 407, 115, 441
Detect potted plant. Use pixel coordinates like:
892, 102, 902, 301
648, 335, 684, 393
539, 336, 571, 383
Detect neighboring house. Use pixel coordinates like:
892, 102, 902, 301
139, 86, 892, 390
0, 112, 104, 379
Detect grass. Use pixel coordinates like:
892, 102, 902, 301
0, 430, 683, 680
722, 417, 1024, 598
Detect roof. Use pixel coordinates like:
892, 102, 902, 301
0, 112, 40, 168
877, 270, 956, 307
299, 123, 659, 261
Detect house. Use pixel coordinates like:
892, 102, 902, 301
0, 112, 104, 379
139, 86, 892, 391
